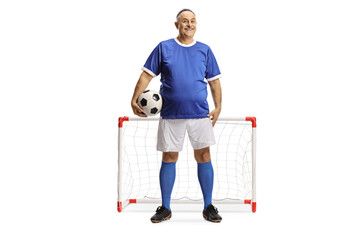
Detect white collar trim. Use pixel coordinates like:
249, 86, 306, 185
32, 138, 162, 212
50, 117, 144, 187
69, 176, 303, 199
174, 37, 196, 47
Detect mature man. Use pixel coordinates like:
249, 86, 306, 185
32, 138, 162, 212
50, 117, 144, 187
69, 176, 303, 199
130, 9, 222, 223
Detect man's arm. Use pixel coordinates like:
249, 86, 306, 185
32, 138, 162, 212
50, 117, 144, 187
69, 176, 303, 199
131, 71, 153, 117
207, 79, 222, 126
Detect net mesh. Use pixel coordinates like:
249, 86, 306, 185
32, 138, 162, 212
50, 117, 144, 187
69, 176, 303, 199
120, 119, 253, 203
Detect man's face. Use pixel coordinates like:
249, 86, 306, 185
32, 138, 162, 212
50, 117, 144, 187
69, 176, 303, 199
175, 11, 197, 38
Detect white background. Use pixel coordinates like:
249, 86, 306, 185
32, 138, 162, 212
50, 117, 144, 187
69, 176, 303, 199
1, 0, 360, 239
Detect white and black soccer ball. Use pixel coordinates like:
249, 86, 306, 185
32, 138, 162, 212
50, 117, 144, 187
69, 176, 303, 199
137, 90, 163, 116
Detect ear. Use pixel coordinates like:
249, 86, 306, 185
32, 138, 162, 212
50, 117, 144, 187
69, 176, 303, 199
174, 21, 178, 29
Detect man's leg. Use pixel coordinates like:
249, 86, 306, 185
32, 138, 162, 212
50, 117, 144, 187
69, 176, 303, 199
194, 147, 213, 209
153, 118, 186, 223
151, 152, 178, 223
160, 152, 178, 210
195, 147, 222, 222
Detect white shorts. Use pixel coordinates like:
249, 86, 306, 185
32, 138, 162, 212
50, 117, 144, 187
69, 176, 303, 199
157, 118, 216, 152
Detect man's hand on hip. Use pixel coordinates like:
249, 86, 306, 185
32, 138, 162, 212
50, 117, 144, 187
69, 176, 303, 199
207, 107, 221, 127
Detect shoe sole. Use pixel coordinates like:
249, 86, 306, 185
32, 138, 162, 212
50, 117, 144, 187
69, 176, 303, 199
151, 213, 172, 223
203, 213, 222, 223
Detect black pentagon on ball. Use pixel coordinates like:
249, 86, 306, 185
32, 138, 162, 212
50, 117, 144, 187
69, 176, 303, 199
152, 94, 160, 101
150, 107, 158, 114
143, 90, 150, 93
140, 98, 147, 107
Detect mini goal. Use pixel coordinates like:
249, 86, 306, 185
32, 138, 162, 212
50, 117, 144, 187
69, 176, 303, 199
117, 117, 257, 212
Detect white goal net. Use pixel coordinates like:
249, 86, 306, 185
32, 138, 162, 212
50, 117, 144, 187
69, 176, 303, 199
117, 117, 256, 212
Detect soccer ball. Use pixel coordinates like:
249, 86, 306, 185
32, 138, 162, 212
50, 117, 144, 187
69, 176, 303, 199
137, 90, 163, 116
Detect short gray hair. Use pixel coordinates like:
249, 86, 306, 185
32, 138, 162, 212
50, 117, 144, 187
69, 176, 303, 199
176, 9, 196, 21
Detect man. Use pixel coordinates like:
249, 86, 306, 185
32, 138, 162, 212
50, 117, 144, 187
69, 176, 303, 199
130, 9, 222, 223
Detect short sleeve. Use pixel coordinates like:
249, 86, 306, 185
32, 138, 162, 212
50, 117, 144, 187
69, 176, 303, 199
205, 47, 222, 82
142, 43, 162, 77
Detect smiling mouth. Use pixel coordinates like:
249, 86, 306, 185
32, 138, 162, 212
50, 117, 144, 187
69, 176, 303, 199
184, 27, 194, 31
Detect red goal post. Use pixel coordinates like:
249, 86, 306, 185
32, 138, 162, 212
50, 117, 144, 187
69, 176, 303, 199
117, 116, 257, 213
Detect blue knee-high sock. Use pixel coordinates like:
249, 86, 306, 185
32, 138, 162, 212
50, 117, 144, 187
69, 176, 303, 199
159, 161, 176, 210
197, 161, 214, 209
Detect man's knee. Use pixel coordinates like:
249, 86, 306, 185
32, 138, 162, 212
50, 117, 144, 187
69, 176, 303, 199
162, 152, 179, 163
194, 147, 211, 163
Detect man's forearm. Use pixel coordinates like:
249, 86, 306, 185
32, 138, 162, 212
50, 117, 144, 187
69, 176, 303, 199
209, 79, 222, 110
131, 71, 153, 103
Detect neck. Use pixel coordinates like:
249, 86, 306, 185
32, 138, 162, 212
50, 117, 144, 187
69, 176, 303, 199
177, 35, 194, 45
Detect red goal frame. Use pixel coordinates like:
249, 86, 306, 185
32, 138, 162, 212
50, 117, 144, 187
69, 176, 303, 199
117, 116, 257, 213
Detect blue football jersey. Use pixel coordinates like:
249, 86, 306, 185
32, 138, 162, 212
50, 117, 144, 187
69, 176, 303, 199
142, 38, 221, 119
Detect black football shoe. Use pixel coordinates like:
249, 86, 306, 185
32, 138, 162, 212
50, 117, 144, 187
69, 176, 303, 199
203, 204, 222, 223
150, 205, 172, 223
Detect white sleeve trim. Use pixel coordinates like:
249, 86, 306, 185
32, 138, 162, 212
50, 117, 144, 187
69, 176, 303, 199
141, 67, 157, 77
206, 74, 222, 82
